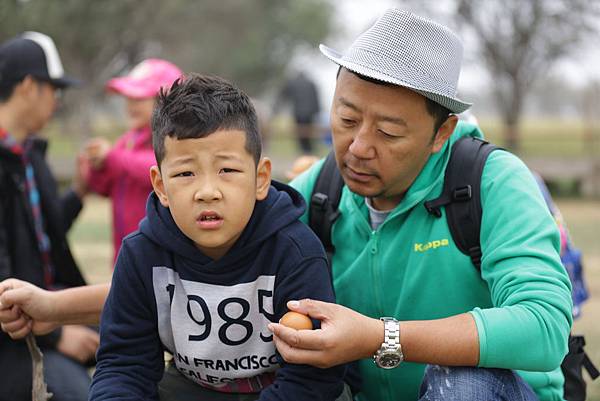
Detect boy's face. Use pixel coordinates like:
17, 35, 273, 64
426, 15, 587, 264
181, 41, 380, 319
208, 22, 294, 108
150, 129, 271, 260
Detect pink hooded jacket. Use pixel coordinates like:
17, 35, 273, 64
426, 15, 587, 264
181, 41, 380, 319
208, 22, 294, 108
87, 126, 155, 262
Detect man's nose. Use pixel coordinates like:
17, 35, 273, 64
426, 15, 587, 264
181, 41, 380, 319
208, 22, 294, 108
348, 125, 376, 159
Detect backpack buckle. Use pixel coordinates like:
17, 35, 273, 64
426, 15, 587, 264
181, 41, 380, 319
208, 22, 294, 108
311, 192, 329, 210
453, 185, 472, 202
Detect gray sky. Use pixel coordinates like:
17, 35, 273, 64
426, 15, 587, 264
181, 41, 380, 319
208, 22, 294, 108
293, 0, 599, 116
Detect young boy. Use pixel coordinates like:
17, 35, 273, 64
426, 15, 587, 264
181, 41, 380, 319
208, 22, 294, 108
89, 74, 348, 401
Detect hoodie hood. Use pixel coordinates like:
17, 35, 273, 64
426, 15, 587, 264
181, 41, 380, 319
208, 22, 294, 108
139, 180, 306, 266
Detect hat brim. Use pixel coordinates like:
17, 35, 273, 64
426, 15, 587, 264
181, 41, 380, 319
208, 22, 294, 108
49, 75, 81, 89
106, 77, 157, 99
319, 44, 471, 114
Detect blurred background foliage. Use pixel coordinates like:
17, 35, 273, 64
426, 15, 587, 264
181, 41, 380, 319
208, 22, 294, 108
0, 0, 333, 131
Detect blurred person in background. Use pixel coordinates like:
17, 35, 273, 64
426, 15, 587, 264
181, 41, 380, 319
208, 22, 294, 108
83, 58, 182, 263
275, 71, 321, 155
0, 31, 97, 401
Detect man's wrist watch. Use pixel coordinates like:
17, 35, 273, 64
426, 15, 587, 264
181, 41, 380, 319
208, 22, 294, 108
373, 317, 403, 369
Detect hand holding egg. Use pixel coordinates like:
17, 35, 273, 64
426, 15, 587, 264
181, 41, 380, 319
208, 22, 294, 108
280, 311, 313, 330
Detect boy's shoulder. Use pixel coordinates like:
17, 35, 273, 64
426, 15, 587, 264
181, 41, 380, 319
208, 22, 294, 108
269, 219, 327, 261
120, 229, 165, 260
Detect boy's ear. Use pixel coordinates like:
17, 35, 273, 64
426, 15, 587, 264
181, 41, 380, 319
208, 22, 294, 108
150, 166, 170, 207
432, 114, 458, 153
255, 157, 272, 201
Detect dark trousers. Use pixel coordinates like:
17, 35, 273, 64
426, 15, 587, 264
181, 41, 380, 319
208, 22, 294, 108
158, 362, 353, 401
44, 350, 91, 401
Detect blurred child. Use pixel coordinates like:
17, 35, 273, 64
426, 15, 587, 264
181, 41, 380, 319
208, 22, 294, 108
84, 58, 182, 262
88, 74, 349, 401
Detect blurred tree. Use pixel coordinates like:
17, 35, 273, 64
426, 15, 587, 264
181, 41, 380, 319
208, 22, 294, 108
454, 0, 599, 151
0, 0, 333, 134
399, 0, 599, 152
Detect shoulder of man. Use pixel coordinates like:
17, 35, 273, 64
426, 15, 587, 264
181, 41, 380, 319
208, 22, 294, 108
289, 157, 327, 225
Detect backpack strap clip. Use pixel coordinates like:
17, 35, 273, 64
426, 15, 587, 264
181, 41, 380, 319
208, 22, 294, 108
424, 185, 473, 218
311, 192, 329, 209
453, 185, 472, 201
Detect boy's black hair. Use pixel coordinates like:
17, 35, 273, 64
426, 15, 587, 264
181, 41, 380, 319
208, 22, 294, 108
337, 67, 451, 135
152, 73, 261, 166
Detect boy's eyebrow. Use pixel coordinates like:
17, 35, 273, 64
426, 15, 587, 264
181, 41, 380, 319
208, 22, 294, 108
214, 154, 244, 162
337, 96, 407, 127
169, 156, 195, 166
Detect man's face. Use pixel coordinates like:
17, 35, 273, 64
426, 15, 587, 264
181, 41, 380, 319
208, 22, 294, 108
28, 80, 58, 133
330, 69, 453, 210
126, 97, 155, 130
150, 129, 271, 260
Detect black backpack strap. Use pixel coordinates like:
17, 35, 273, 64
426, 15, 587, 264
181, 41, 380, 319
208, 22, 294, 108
424, 137, 500, 270
309, 151, 344, 262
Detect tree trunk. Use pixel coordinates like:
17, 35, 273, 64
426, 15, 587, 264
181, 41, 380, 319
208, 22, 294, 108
503, 121, 520, 153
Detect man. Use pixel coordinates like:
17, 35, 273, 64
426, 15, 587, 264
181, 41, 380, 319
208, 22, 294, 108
0, 32, 97, 401
268, 9, 573, 401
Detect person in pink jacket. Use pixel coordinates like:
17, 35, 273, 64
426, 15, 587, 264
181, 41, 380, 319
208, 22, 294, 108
84, 59, 182, 263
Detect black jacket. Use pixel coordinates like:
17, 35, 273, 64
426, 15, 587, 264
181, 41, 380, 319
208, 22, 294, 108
90, 183, 345, 400
0, 138, 86, 401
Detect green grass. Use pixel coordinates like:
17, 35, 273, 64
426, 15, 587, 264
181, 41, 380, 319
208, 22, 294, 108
557, 199, 600, 401
479, 118, 600, 158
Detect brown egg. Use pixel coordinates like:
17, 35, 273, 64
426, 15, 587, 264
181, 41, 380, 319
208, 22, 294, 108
280, 311, 313, 330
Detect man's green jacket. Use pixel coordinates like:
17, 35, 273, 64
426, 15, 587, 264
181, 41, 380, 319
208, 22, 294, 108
291, 121, 573, 401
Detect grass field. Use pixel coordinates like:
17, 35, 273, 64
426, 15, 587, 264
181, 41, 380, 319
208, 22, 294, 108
69, 195, 600, 399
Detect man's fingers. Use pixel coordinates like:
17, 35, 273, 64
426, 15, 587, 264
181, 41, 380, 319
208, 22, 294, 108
0, 304, 21, 322
1, 314, 30, 334
272, 332, 332, 368
268, 322, 328, 351
286, 298, 332, 321
1, 286, 30, 308
0, 278, 20, 298
3, 320, 32, 340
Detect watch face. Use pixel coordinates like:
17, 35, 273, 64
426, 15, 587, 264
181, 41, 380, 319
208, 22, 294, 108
379, 352, 402, 369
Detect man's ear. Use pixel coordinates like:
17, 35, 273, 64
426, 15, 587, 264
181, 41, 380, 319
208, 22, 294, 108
150, 165, 169, 207
432, 114, 458, 153
14, 75, 37, 99
255, 157, 272, 201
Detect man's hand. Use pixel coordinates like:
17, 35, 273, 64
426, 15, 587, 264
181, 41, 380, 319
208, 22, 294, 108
57, 325, 99, 364
0, 278, 59, 338
268, 299, 384, 368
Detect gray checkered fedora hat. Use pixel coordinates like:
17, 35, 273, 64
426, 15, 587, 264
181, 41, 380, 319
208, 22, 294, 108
320, 9, 471, 113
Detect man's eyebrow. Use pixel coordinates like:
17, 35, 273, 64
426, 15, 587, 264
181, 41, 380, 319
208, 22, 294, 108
377, 114, 407, 127
337, 97, 360, 111
337, 96, 407, 127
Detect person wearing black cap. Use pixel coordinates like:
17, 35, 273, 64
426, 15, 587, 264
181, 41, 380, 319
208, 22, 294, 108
0, 32, 96, 401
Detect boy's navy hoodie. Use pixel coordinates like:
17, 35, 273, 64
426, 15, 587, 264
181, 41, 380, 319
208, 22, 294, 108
89, 181, 345, 401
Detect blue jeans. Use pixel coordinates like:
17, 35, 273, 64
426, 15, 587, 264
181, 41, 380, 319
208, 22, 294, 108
418, 365, 539, 401
43, 350, 91, 401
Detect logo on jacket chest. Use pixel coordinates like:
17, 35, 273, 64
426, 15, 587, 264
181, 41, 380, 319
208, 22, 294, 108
414, 238, 449, 253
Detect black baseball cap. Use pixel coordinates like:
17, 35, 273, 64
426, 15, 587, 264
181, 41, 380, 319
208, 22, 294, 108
0, 31, 80, 89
